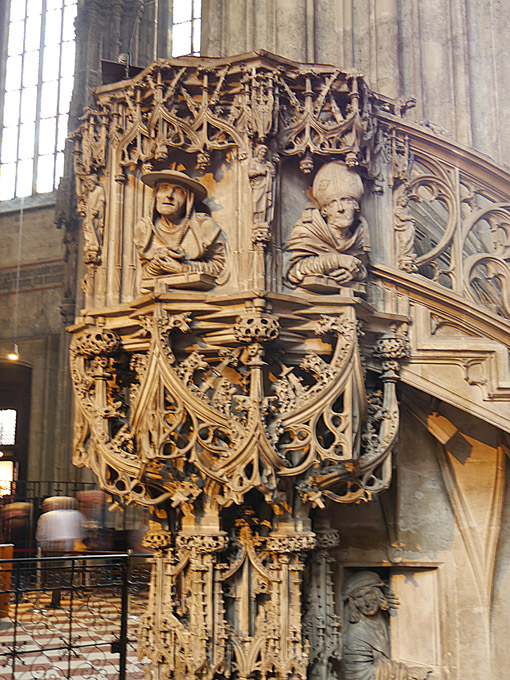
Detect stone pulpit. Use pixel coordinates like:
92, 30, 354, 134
69, 50, 510, 680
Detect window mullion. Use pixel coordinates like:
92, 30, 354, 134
0, 0, 11, 151
191, 2, 194, 53
53, 0, 65, 189
15, 0, 29, 197
32, 0, 47, 195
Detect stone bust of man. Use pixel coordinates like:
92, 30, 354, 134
134, 168, 225, 289
286, 161, 370, 290
342, 571, 431, 680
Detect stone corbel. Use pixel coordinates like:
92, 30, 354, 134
372, 326, 410, 381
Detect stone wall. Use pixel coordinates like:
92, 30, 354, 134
333, 389, 508, 677
0, 198, 75, 482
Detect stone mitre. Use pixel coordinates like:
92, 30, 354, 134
312, 161, 364, 206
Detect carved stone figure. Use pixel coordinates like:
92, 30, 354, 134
134, 169, 226, 290
394, 195, 418, 273
81, 174, 105, 265
287, 162, 370, 291
63, 230, 78, 299
248, 144, 276, 224
342, 572, 431, 680
195, 149, 210, 171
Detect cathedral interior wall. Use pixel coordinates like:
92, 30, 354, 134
0, 200, 75, 483
1, 2, 509, 678
329, 390, 510, 677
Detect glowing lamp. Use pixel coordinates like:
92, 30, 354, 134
7, 344, 19, 361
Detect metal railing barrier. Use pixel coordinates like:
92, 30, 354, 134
0, 552, 152, 679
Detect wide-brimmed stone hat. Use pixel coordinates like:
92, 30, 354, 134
140, 169, 208, 201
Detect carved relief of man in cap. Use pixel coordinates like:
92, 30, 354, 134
286, 161, 370, 289
134, 168, 226, 289
342, 571, 431, 680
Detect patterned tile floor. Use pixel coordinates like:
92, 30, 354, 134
0, 588, 150, 679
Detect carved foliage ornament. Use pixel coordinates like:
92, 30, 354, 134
277, 70, 376, 165
70, 301, 402, 511
72, 59, 378, 188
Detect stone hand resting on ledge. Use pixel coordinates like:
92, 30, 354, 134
286, 161, 370, 288
135, 168, 225, 287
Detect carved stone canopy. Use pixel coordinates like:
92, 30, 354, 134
70, 293, 404, 512
69, 290, 407, 680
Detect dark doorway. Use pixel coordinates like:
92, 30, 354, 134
0, 361, 32, 488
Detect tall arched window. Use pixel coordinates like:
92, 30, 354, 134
0, 0, 78, 201
0, 0, 201, 202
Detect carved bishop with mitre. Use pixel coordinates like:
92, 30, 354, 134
287, 161, 370, 289
135, 168, 226, 289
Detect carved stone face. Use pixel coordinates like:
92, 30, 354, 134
86, 176, 97, 191
155, 182, 188, 222
255, 145, 267, 161
351, 585, 381, 617
321, 196, 359, 230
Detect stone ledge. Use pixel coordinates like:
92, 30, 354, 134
0, 193, 56, 215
